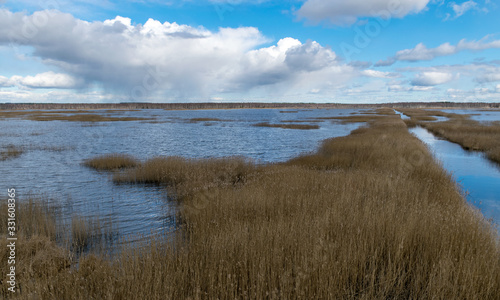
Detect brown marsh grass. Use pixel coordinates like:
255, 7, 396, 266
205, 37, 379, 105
0, 198, 115, 297
2, 111, 500, 299
83, 154, 139, 170
281, 119, 324, 123
0, 110, 153, 122
253, 122, 320, 130
113, 156, 257, 201
27, 113, 152, 122
398, 108, 500, 164
0, 145, 24, 161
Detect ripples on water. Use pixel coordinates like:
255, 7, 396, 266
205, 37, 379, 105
0, 109, 362, 244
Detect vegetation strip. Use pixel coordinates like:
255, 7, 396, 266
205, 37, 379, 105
253, 122, 320, 130
399, 108, 500, 164
1, 109, 499, 298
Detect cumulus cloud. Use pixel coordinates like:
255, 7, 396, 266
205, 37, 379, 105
376, 36, 500, 66
0, 9, 362, 100
296, 0, 430, 25
411, 71, 455, 86
14, 72, 81, 89
0, 76, 14, 87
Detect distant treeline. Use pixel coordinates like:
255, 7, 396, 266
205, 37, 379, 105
0, 102, 499, 110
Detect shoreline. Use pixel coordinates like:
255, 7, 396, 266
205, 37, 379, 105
1, 102, 500, 111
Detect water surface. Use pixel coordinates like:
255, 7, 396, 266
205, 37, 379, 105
410, 126, 500, 227
0, 108, 361, 243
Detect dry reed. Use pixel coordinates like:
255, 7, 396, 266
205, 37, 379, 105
83, 154, 139, 170
2, 111, 499, 299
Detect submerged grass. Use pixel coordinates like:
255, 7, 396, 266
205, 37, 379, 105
253, 122, 320, 130
0, 198, 114, 297
2, 110, 500, 299
83, 154, 139, 170
188, 118, 224, 122
0, 145, 24, 161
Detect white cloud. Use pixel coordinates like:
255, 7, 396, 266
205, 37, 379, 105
451, 1, 477, 18
0, 76, 14, 87
376, 36, 500, 66
361, 70, 399, 78
297, 0, 430, 25
411, 72, 454, 86
0, 9, 365, 100
388, 84, 434, 92
15, 72, 80, 89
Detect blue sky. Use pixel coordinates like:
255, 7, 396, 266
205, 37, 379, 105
0, 0, 499, 103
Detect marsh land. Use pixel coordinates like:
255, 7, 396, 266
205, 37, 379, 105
1, 104, 499, 299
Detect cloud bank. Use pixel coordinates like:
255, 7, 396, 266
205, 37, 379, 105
376, 35, 500, 66
0, 9, 360, 100
297, 0, 430, 25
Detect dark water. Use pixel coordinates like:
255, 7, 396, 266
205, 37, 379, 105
0, 109, 361, 243
410, 126, 500, 227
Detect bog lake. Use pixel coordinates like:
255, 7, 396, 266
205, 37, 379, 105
1, 108, 499, 246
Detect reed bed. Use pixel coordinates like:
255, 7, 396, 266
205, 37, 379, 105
83, 154, 139, 170
2, 111, 499, 299
113, 156, 257, 201
0, 198, 114, 297
398, 108, 500, 164
0, 110, 152, 122
253, 122, 320, 130
281, 120, 324, 123
27, 114, 152, 122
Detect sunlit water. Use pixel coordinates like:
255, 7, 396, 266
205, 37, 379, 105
0, 109, 361, 244
410, 126, 500, 228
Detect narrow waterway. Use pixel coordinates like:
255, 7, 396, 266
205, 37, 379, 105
409, 126, 500, 227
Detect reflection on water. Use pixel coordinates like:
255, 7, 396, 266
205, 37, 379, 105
0, 109, 362, 244
410, 126, 500, 227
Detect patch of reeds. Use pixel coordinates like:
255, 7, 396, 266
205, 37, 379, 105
28, 114, 152, 122
281, 120, 324, 123
0, 145, 24, 161
82, 154, 139, 171
113, 156, 257, 201
253, 122, 320, 130
279, 110, 299, 113
0, 110, 153, 122
0, 198, 114, 297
